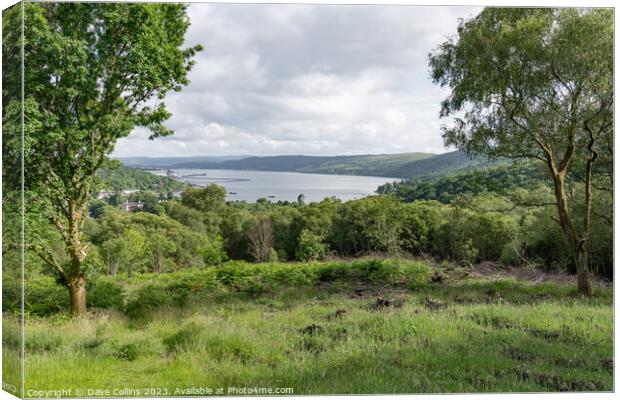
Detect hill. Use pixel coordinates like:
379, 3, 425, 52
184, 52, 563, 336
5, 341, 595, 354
385, 150, 502, 178
115, 151, 502, 179
116, 155, 248, 168
171, 152, 434, 177
97, 165, 187, 192
378, 162, 549, 204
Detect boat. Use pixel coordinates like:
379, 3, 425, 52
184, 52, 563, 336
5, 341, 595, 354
229, 192, 237, 194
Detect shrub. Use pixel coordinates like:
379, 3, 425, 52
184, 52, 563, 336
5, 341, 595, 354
87, 277, 124, 309
267, 248, 279, 262
124, 283, 170, 318
114, 337, 162, 361
296, 229, 328, 261
124, 268, 221, 317
351, 259, 431, 287
199, 235, 227, 266
24, 275, 69, 316
315, 261, 349, 282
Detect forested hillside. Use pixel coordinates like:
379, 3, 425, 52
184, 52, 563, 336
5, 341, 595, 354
378, 162, 549, 204
115, 151, 500, 179
97, 165, 187, 192
384, 150, 503, 178
121, 152, 434, 178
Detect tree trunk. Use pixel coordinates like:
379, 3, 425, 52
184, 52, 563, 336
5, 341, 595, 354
68, 275, 87, 316
550, 171, 593, 296
576, 248, 593, 296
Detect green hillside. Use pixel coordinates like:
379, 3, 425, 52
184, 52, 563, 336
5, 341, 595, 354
378, 162, 549, 204
386, 151, 503, 178
168, 152, 433, 177
97, 165, 186, 192
122, 151, 501, 179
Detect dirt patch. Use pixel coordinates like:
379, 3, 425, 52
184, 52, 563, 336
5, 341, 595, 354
464, 261, 609, 287
299, 324, 323, 335
503, 347, 534, 361
601, 357, 613, 373
526, 328, 561, 341
516, 368, 604, 391
371, 297, 405, 310
425, 296, 447, 311
326, 309, 347, 320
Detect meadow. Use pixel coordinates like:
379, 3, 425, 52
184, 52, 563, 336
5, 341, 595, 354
3, 259, 613, 396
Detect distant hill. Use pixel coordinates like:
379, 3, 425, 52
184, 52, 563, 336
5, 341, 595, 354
116, 155, 249, 168
170, 152, 434, 177
115, 151, 501, 179
385, 151, 503, 178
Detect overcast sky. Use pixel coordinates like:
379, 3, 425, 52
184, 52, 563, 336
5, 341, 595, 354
112, 3, 481, 158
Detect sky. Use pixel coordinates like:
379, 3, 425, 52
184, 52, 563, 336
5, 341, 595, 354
111, 3, 482, 158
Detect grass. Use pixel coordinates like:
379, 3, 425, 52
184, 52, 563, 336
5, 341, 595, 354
2, 262, 613, 396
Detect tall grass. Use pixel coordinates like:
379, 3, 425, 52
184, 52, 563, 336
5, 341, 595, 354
3, 269, 612, 396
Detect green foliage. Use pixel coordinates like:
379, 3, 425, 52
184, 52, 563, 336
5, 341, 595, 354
2, 2, 201, 314
429, 8, 612, 294
114, 338, 163, 361
379, 163, 548, 204
430, 8, 612, 165
123, 269, 220, 318
351, 258, 431, 287
296, 229, 328, 262
24, 275, 70, 316
87, 277, 124, 310
163, 323, 203, 351
91, 208, 227, 274
98, 164, 186, 193
12, 259, 432, 317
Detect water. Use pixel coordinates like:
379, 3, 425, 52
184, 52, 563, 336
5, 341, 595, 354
150, 169, 397, 203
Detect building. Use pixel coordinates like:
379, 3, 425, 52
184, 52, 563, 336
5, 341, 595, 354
121, 200, 144, 212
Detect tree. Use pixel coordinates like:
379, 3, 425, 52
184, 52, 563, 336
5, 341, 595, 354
146, 231, 176, 274
2, 3, 201, 315
246, 214, 274, 262
181, 184, 227, 235
100, 228, 144, 276
429, 8, 612, 295
181, 185, 227, 212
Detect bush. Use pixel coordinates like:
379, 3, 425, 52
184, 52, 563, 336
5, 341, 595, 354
315, 261, 349, 282
296, 229, 328, 261
24, 275, 69, 316
124, 283, 169, 318
114, 337, 162, 361
87, 277, 124, 309
351, 259, 431, 287
123, 269, 221, 317
267, 248, 279, 262
199, 235, 227, 266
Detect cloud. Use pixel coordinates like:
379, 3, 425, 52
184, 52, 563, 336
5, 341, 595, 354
112, 4, 481, 158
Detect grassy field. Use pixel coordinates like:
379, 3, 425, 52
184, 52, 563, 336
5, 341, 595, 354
2, 261, 613, 396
